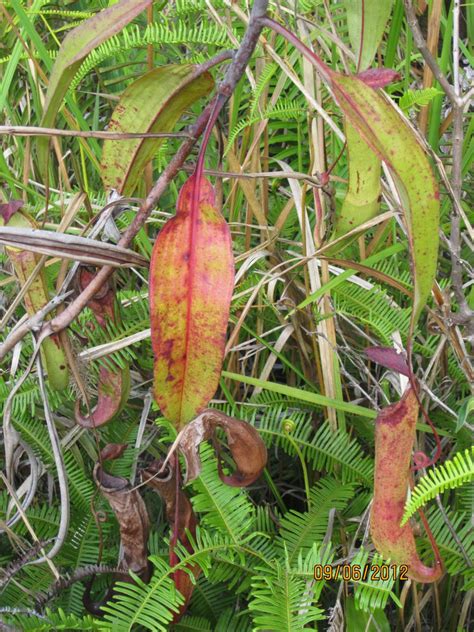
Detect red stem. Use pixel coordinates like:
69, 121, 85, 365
260, 17, 333, 83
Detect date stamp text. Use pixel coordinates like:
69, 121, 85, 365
313, 564, 409, 581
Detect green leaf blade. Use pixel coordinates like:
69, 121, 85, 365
101, 65, 214, 195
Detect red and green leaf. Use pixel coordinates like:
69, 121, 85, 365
330, 74, 439, 325
149, 176, 234, 428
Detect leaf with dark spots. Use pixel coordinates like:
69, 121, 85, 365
365, 346, 410, 377
356, 68, 400, 88
0, 200, 24, 223
329, 73, 439, 325
327, 119, 381, 253
142, 459, 200, 621
371, 388, 443, 583
171, 409, 267, 486
101, 65, 214, 195
149, 176, 234, 428
94, 449, 151, 582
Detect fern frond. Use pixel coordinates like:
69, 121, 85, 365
27, 9, 95, 19
249, 62, 278, 116
190, 444, 255, 541
278, 477, 356, 561
187, 577, 234, 620
263, 414, 374, 484
174, 614, 212, 631
100, 557, 184, 631
225, 99, 306, 154
70, 21, 232, 91
59, 515, 112, 615
174, 0, 226, 16
350, 549, 401, 612
0, 375, 74, 419
422, 507, 473, 585
214, 608, 252, 631
0, 607, 102, 631
333, 283, 411, 344
249, 545, 327, 631
402, 447, 474, 523
399, 88, 443, 111
14, 504, 60, 541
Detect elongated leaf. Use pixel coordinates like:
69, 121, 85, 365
101, 65, 214, 195
329, 69, 399, 253
330, 74, 439, 324
38, 0, 151, 175
346, 0, 393, 70
149, 176, 234, 428
0, 227, 148, 267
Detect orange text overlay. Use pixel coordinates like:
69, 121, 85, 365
313, 564, 409, 581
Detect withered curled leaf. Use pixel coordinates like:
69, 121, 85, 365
94, 444, 151, 581
142, 458, 200, 620
174, 409, 268, 486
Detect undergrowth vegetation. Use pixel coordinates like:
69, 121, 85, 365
0, 1, 473, 630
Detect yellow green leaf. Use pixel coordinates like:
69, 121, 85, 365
328, 119, 381, 252
0, 207, 69, 390
331, 74, 439, 324
101, 65, 214, 195
345, 0, 393, 71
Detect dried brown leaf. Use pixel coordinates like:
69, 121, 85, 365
175, 409, 268, 486
94, 447, 150, 580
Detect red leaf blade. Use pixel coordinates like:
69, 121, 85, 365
149, 176, 234, 427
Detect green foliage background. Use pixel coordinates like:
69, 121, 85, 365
0, 1, 473, 630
